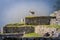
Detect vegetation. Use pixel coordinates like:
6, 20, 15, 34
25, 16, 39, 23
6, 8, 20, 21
23, 33, 41, 37
36, 25, 60, 28
5, 23, 33, 27
5, 23, 60, 28
47, 25, 60, 28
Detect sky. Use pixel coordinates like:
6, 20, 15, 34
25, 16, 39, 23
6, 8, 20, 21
0, 0, 57, 27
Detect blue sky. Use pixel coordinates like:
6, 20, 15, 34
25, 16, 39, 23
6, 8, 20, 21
0, 0, 57, 27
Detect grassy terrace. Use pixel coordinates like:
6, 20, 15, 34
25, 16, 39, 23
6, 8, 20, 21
5, 23, 60, 28
23, 33, 41, 37
5, 25, 34, 27
26, 16, 56, 18
43, 25, 60, 28
2, 24, 60, 37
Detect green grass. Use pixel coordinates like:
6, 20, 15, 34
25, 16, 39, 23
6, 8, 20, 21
38, 25, 60, 28
23, 33, 41, 37
47, 25, 60, 28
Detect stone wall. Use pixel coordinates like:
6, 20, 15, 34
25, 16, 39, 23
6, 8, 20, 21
50, 10, 60, 25
50, 18, 56, 25
3, 26, 34, 34
35, 25, 57, 36
25, 16, 52, 25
